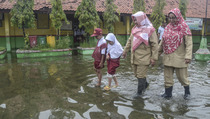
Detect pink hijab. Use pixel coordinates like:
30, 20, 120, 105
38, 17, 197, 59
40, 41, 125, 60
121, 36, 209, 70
162, 8, 192, 54
131, 11, 155, 51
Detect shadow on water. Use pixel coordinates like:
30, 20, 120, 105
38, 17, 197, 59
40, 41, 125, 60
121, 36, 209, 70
0, 51, 209, 119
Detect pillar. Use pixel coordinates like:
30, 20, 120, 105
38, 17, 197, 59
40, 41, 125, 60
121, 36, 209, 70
4, 13, 11, 52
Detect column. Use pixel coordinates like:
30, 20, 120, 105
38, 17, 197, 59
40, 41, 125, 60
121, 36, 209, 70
4, 13, 11, 52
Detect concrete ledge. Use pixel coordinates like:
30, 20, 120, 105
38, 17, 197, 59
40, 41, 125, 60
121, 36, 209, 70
77, 47, 94, 55
16, 49, 72, 58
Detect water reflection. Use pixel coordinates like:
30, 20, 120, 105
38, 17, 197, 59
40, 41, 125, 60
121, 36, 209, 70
0, 53, 209, 119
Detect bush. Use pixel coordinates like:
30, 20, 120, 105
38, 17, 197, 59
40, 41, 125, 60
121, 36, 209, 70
0, 47, 5, 51
79, 37, 97, 48
24, 34, 30, 49
56, 35, 72, 49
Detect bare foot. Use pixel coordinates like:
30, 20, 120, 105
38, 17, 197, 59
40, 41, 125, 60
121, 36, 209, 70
95, 83, 101, 87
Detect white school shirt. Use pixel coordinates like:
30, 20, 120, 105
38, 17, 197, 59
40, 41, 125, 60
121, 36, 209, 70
158, 26, 165, 40
97, 37, 106, 54
105, 33, 123, 59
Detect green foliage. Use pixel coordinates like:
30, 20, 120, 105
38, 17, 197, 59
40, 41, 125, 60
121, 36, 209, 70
150, 0, 166, 30
79, 37, 98, 48
50, 0, 69, 30
0, 47, 5, 51
179, 0, 188, 19
55, 35, 72, 49
75, 0, 100, 34
31, 44, 52, 51
115, 35, 127, 46
103, 0, 119, 33
10, 0, 35, 36
24, 33, 30, 49
133, 0, 145, 13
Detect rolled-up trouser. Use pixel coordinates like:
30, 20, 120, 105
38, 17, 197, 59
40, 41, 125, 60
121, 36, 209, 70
164, 65, 190, 88
132, 64, 149, 78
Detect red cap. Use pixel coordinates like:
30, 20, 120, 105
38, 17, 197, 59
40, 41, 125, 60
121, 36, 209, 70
91, 28, 102, 37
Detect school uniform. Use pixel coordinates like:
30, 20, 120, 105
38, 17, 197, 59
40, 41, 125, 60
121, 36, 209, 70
92, 37, 107, 69
105, 33, 123, 76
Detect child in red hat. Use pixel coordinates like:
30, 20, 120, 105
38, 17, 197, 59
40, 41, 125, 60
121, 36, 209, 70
91, 28, 107, 87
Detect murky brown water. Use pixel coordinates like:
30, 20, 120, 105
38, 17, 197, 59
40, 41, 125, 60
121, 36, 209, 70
0, 52, 209, 119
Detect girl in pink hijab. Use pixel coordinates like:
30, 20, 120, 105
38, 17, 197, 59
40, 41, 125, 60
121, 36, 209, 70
122, 11, 159, 98
159, 8, 192, 100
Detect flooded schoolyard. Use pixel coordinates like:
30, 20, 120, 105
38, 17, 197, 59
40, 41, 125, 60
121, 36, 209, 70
0, 51, 209, 119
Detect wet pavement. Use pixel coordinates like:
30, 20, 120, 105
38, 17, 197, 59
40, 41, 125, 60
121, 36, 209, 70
0, 52, 209, 119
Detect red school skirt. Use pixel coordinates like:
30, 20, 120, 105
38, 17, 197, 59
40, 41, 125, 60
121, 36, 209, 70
94, 61, 104, 69
107, 58, 120, 75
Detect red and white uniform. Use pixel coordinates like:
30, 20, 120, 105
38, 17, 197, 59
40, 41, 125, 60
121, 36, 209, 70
92, 37, 107, 69
105, 33, 123, 76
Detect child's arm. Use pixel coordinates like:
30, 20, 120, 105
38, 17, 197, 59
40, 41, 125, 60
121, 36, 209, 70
106, 54, 110, 60
99, 54, 105, 68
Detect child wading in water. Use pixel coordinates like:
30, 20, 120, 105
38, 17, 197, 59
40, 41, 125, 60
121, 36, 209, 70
91, 28, 107, 87
104, 33, 123, 91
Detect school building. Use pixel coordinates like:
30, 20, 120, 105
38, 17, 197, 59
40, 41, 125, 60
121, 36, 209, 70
0, 0, 210, 52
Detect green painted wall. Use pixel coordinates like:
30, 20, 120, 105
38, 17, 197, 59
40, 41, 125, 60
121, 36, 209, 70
0, 37, 6, 48
0, 37, 25, 49
0, 35, 74, 50
115, 35, 129, 46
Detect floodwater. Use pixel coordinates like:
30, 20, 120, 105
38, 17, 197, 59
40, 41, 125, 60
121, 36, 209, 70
0, 52, 209, 119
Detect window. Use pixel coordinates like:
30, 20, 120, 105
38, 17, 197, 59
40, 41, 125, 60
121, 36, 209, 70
207, 19, 210, 33
37, 13, 49, 29
0, 13, 3, 27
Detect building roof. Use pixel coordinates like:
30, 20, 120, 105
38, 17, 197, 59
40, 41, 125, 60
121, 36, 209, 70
0, 0, 209, 18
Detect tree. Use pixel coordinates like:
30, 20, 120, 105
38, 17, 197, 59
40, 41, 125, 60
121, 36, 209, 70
150, 0, 166, 30
179, 0, 188, 19
103, 0, 119, 33
10, 0, 35, 37
132, 0, 145, 13
50, 0, 69, 40
75, 0, 100, 37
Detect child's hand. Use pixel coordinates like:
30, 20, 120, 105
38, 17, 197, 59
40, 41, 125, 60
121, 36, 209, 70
99, 63, 103, 68
122, 52, 127, 58
106, 55, 110, 60
93, 66, 96, 71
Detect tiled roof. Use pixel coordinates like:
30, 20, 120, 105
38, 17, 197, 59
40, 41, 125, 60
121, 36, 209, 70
0, 0, 209, 18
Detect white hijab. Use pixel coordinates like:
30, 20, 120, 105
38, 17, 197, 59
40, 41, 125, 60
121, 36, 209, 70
105, 33, 123, 59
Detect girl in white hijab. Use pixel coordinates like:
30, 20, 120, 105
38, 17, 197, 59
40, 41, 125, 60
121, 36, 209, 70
104, 33, 123, 91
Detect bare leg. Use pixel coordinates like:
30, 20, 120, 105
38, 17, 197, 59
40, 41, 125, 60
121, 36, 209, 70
96, 69, 102, 86
113, 76, 118, 86
108, 77, 112, 87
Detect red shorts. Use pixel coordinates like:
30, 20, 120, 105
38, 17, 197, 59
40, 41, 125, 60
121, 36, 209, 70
94, 61, 104, 69
107, 58, 120, 75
